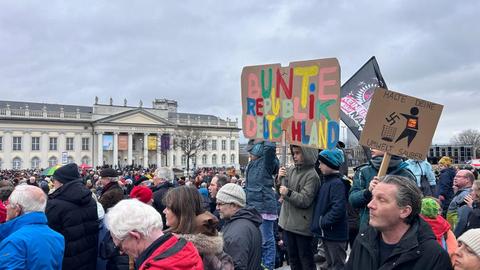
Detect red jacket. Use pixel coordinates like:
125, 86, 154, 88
138, 233, 203, 270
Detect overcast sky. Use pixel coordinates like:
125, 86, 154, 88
0, 0, 478, 144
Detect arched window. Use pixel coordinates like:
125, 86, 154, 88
81, 156, 90, 165
67, 156, 75, 164
31, 157, 41, 169
221, 154, 226, 164
202, 154, 207, 165
212, 154, 217, 165
230, 154, 235, 164
12, 157, 22, 170
48, 156, 58, 167
181, 155, 187, 166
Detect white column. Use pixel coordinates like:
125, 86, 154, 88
97, 132, 103, 167
59, 132, 66, 155
143, 133, 149, 168
156, 133, 162, 168
75, 133, 81, 164
24, 131, 31, 169
41, 132, 48, 169
127, 132, 133, 166
3, 131, 12, 169
113, 132, 119, 169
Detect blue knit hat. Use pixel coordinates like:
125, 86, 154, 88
318, 148, 344, 170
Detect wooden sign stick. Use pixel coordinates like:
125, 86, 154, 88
377, 152, 391, 177
280, 130, 287, 187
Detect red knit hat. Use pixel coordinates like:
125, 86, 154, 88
129, 186, 153, 204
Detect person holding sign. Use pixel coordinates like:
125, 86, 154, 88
345, 175, 452, 270
349, 148, 415, 229
278, 145, 320, 270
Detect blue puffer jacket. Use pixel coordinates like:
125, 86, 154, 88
245, 141, 278, 215
311, 173, 348, 241
0, 212, 65, 269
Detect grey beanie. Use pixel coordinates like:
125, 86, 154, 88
458, 228, 480, 257
216, 183, 246, 207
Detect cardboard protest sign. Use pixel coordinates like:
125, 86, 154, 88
241, 58, 341, 149
359, 88, 443, 160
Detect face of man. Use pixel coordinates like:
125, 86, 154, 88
209, 177, 219, 198
216, 202, 238, 220
454, 170, 472, 189
6, 203, 21, 221
292, 147, 304, 165
367, 182, 411, 231
454, 242, 480, 270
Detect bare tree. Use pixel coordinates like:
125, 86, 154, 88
451, 129, 480, 158
173, 128, 208, 176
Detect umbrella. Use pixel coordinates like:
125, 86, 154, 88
41, 164, 62, 176
79, 163, 92, 170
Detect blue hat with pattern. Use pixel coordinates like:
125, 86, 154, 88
318, 148, 344, 170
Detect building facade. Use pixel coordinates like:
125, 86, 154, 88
0, 98, 240, 171
428, 144, 474, 164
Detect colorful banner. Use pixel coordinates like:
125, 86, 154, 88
161, 134, 170, 152
340, 57, 387, 140
148, 135, 157, 150
241, 58, 341, 149
118, 135, 128, 151
103, 135, 113, 151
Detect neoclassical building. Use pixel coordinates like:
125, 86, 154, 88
0, 98, 240, 171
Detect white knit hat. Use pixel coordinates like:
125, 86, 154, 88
458, 228, 480, 257
216, 183, 246, 207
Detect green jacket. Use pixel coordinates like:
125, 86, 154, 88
279, 146, 320, 236
349, 156, 416, 229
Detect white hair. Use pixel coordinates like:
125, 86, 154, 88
9, 185, 47, 213
154, 167, 174, 180
105, 199, 163, 240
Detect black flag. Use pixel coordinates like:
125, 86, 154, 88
340, 57, 387, 158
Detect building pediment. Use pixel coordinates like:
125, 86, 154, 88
95, 109, 175, 126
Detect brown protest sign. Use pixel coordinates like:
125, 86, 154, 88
241, 58, 341, 149
359, 88, 443, 160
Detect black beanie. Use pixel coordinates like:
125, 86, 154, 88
53, 163, 81, 184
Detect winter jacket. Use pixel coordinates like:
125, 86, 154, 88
420, 214, 457, 263
437, 167, 456, 209
245, 141, 278, 215
278, 146, 320, 236
180, 233, 234, 270
46, 179, 99, 270
135, 232, 203, 270
405, 159, 436, 187
349, 156, 416, 229
448, 187, 472, 232
152, 181, 173, 229
221, 207, 263, 270
345, 218, 453, 270
99, 182, 124, 212
310, 173, 348, 241
0, 212, 65, 269
98, 219, 129, 270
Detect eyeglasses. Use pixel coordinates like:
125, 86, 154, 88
216, 202, 228, 206
114, 236, 128, 252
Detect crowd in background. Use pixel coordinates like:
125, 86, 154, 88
0, 144, 480, 270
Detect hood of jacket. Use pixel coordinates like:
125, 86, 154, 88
420, 214, 450, 243
228, 207, 262, 227
290, 145, 318, 168
49, 179, 94, 206
441, 167, 457, 178
179, 233, 224, 255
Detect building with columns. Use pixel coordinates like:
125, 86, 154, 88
0, 98, 240, 172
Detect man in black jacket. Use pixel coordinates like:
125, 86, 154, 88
46, 163, 99, 270
217, 183, 263, 270
345, 175, 452, 270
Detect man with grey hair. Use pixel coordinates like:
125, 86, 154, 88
104, 199, 203, 269
449, 169, 475, 236
151, 167, 174, 228
0, 185, 64, 269
345, 175, 452, 270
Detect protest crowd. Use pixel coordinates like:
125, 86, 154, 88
0, 141, 480, 270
